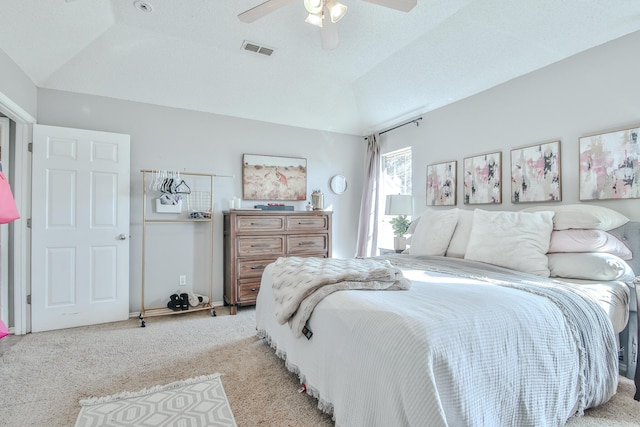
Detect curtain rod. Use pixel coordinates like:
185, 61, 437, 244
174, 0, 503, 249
364, 117, 422, 140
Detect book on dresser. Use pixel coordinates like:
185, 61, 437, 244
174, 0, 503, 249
223, 210, 333, 315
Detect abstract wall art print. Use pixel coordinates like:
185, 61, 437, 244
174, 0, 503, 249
426, 160, 457, 206
463, 151, 502, 204
579, 127, 640, 201
243, 154, 307, 201
510, 141, 561, 203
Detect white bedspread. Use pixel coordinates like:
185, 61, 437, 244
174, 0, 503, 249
256, 255, 619, 427
271, 256, 410, 337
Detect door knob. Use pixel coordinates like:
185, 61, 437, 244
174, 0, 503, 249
118, 234, 127, 240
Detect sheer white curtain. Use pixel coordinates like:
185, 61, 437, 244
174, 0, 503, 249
355, 133, 381, 257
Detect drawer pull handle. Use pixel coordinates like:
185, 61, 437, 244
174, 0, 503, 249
250, 221, 272, 226
298, 241, 315, 246
298, 221, 315, 225
251, 288, 257, 292
250, 265, 266, 270
251, 244, 270, 248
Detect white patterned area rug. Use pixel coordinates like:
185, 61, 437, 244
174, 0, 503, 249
74, 373, 237, 427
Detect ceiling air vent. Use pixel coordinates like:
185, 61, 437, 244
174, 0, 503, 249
241, 41, 275, 57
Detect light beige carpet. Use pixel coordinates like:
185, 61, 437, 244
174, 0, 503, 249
0, 307, 638, 426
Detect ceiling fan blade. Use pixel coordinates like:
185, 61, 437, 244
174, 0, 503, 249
320, 19, 339, 51
361, 0, 417, 12
238, 0, 295, 23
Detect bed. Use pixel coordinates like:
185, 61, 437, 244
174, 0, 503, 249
256, 206, 639, 426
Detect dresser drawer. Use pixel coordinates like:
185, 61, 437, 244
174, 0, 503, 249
236, 216, 284, 233
224, 211, 331, 315
238, 258, 277, 278
238, 279, 261, 303
238, 236, 284, 256
287, 234, 328, 254
287, 215, 328, 232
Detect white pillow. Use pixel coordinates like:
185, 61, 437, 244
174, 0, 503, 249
521, 204, 629, 231
445, 209, 474, 258
406, 217, 420, 236
548, 253, 635, 281
465, 209, 554, 277
404, 217, 421, 247
549, 229, 632, 260
408, 208, 459, 256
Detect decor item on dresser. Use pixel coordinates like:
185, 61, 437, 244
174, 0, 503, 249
384, 194, 412, 250
463, 151, 501, 204
255, 204, 640, 426
510, 140, 561, 203
254, 204, 294, 211
579, 125, 640, 200
223, 210, 332, 315
311, 189, 324, 210
242, 154, 307, 201
426, 160, 456, 206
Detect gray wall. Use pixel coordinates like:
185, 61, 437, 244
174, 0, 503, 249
381, 30, 640, 221
0, 49, 37, 119
36, 90, 365, 310
3, 27, 640, 316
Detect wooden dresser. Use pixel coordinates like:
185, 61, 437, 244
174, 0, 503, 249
223, 210, 332, 314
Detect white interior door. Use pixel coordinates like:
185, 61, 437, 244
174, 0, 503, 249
31, 124, 130, 332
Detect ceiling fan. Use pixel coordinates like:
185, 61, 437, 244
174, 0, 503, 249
238, 0, 417, 50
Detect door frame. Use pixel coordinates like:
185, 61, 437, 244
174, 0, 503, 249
0, 91, 35, 335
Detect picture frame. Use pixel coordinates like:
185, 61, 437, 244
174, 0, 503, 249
463, 151, 502, 204
426, 160, 457, 206
242, 154, 307, 201
578, 126, 640, 200
510, 141, 561, 203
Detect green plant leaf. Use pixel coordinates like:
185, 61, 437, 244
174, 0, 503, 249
389, 215, 410, 237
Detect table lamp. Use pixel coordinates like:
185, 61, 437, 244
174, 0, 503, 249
384, 194, 412, 250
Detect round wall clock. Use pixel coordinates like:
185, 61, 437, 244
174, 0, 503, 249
330, 175, 348, 194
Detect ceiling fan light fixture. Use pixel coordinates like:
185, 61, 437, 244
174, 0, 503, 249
305, 12, 324, 27
304, 0, 323, 14
326, 0, 347, 23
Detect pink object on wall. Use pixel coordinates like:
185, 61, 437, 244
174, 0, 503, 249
0, 171, 19, 224
0, 319, 8, 339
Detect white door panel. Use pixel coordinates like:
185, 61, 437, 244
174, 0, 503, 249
31, 124, 130, 332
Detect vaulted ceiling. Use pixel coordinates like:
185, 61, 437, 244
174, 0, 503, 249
1, 0, 639, 135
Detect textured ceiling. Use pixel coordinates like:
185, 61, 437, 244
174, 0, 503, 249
0, 0, 639, 136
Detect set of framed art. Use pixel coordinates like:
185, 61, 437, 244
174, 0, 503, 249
427, 125, 639, 206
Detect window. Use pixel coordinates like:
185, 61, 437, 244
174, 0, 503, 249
379, 147, 412, 252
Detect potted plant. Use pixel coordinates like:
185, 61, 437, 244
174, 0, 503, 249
389, 215, 411, 250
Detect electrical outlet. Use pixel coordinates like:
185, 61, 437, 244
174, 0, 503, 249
179, 275, 186, 286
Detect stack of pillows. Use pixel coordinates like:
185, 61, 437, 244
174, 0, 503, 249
404, 204, 635, 281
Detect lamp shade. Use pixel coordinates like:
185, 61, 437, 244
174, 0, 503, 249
385, 194, 412, 216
